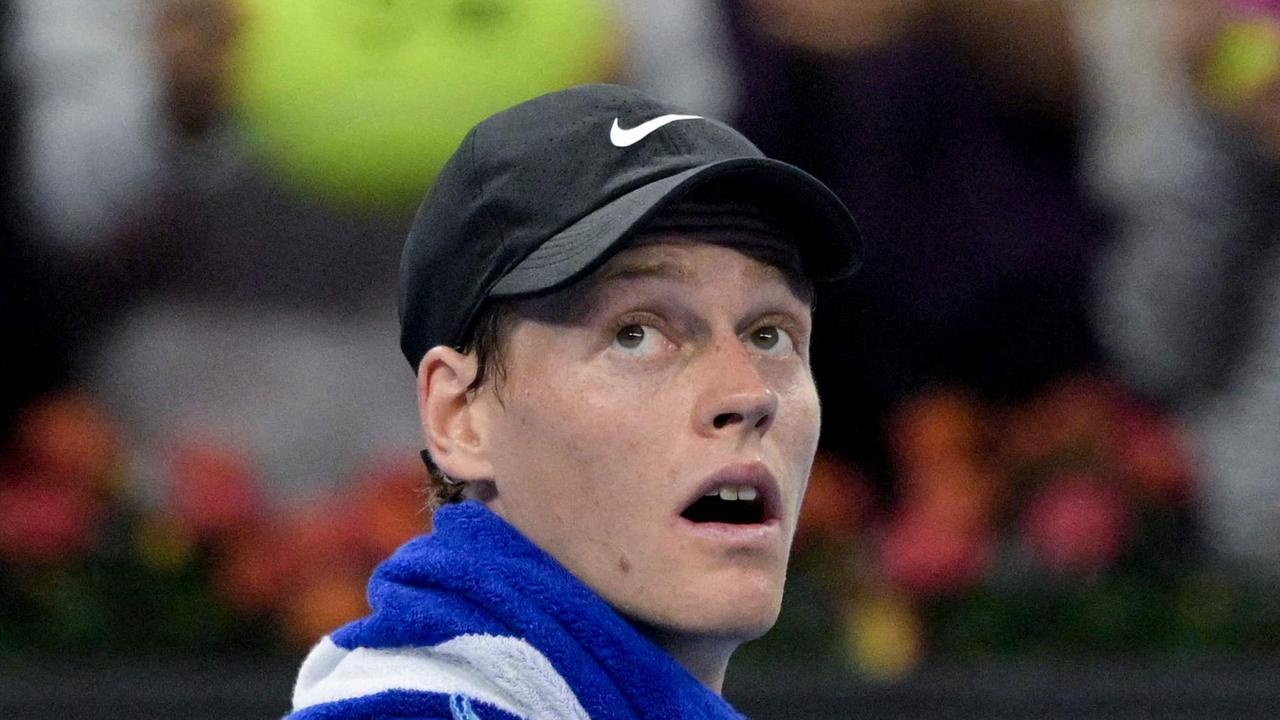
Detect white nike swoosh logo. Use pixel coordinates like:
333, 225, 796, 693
609, 114, 703, 147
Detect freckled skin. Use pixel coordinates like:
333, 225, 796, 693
471, 238, 821, 676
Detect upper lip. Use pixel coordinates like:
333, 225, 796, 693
681, 462, 783, 523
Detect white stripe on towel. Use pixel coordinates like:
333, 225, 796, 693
292, 633, 590, 720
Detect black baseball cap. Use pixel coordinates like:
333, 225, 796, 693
398, 83, 862, 370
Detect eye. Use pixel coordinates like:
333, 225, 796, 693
612, 323, 666, 356
747, 325, 795, 356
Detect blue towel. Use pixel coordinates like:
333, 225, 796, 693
287, 501, 747, 719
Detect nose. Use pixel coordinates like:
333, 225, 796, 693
694, 340, 779, 438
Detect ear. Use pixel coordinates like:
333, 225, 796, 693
417, 346, 495, 482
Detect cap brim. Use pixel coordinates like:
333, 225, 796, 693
489, 157, 862, 297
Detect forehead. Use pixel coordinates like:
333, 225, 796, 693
589, 234, 811, 300
509, 234, 814, 326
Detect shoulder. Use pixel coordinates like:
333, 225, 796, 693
287, 634, 590, 720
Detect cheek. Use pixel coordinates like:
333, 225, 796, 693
498, 372, 670, 499
774, 372, 822, 508
490, 372, 685, 579
778, 371, 822, 450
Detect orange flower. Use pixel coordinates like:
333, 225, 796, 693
10, 392, 118, 492
898, 460, 997, 535
795, 451, 872, 548
888, 388, 985, 473
275, 501, 369, 594
998, 375, 1119, 471
214, 500, 368, 618
282, 571, 370, 649
347, 457, 431, 561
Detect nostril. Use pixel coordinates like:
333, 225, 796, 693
754, 414, 769, 429
713, 412, 743, 429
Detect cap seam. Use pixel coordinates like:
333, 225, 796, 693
467, 126, 499, 241
460, 124, 506, 347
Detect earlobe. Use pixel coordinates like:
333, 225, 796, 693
417, 347, 494, 481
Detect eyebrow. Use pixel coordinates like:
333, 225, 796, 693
597, 257, 792, 287
596, 259, 696, 284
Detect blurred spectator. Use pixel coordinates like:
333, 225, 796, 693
12, 0, 165, 248
85, 0, 427, 504
1083, 0, 1280, 577
612, 0, 739, 119
11, 0, 419, 503
725, 0, 1104, 488
1, 0, 71, 438
11, 0, 735, 506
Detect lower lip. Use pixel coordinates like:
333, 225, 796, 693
677, 516, 783, 548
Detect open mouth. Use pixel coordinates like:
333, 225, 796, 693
681, 485, 767, 525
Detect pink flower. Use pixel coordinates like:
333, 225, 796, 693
1021, 471, 1130, 575
878, 513, 992, 597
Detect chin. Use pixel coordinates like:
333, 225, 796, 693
665, 574, 785, 642
631, 601, 781, 659
657, 604, 781, 650
709, 604, 782, 643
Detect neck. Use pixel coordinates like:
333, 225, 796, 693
640, 627, 738, 694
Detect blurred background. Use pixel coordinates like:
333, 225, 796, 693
2, 0, 1280, 717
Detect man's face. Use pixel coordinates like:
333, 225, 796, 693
474, 236, 821, 643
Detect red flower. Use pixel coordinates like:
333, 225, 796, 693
168, 441, 264, 544
1021, 470, 1130, 575
214, 501, 367, 617
0, 480, 101, 563
1112, 403, 1195, 507
212, 522, 292, 615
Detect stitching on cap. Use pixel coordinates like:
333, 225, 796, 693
467, 126, 506, 247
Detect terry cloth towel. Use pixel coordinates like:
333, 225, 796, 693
287, 500, 747, 719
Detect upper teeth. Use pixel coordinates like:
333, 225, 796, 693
704, 485, 759, 502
